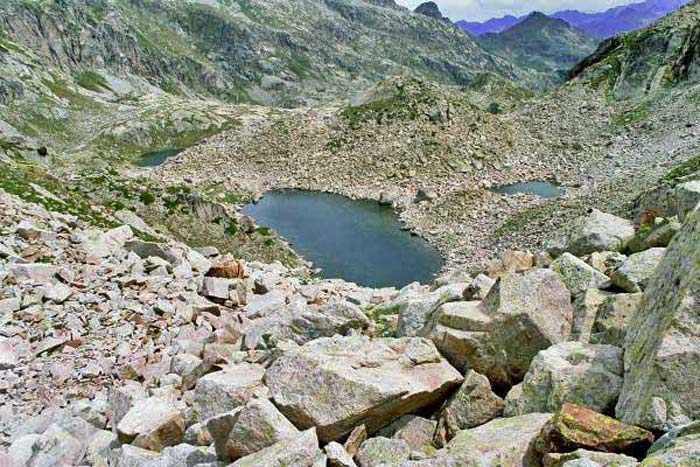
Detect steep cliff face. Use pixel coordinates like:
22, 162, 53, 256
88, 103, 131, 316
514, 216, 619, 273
570, 0, 700, 100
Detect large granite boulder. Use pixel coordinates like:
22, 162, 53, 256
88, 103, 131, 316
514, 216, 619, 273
193, 363, 267, 421
536, 404, 654, 459
504, 342, 623, 417
355, 437, 411, 467
589, 293, 643, 347
116, 397, 185, 451
543, 449, 639, 467
552, 210, 635, 257
376, 415, 437, 455
616, 206, 700, 431
434, 370, 504, 444
610, 248, 666, 293
208, 398, 299, 461
264, 335, 462, 442
571, 288, 610, 342
426, 269, 573, 391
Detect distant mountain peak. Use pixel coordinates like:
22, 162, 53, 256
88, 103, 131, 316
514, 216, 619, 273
414, 2, 450, 22
457, 0, 690, 38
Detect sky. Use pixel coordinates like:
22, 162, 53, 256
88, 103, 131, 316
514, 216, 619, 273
395, 0, 642, 21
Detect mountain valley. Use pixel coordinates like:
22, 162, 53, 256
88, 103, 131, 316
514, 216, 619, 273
2, 0, 700, 466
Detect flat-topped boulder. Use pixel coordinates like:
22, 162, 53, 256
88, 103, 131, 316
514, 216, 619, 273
550, 209, 635, 257
264, 335, 462, 442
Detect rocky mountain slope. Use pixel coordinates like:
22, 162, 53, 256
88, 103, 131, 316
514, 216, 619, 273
476, 12, 600, 89
0, 0, 534, 167
458, 0, 689, 38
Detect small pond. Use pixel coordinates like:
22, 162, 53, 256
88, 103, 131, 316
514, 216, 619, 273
137, 148, 183, 167
493, 181, 565, 199
242, 190, 445, 288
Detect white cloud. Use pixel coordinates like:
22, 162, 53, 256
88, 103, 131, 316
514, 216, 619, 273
396, 0, 640, 21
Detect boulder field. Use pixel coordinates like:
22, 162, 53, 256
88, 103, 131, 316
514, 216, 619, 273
2, 188, 700, 466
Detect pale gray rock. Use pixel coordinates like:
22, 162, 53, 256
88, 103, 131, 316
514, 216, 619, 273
325, 441, 358, 467
243, 289, 287, 319
426, 413, 554, 466
201, 277, 233, 300
377, 415, 437, 454
588, 251, 627, 277
116, 397, 185, 451
229, 428, 324, 467
210, 398, 299, 461
397, 283, 465, 337
610, 248, 666, 293
39, 283, 73, 303
0, 338, 17, 370
0, 297, 20, 315
616, 206, 700, 430
243, 300, 370, 349
543, 449, 638, 467
82, 225, 134, 258
183, 422, 212, 446
125, 240, 180, 264
24, 417, 97, 467
550, 253, 610, 296
355, 437, 411, 467
115, 210, 158, 238
264, 335, 462, 442
193, 363, 266, 421
9, 263, 59, 283
110, 382, 148, 433
143, 443, 218, 467
504, 342, 623, 417
186, 249, 212, 274
435, 370, 504, 443
111, 444, 161, 466
554, 210, 635, 257
675, 180, 700, 221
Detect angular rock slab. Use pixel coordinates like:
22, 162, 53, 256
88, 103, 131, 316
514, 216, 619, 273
536, 404, 653, 459
610, 248, 666, 293
229, 428, 324, 467
504, 342, 623, 417
264, 335, 462, 442
116, 397, 185, 451
616, 206, 700, 431
551, 253, 611, 296
429, 413, 553, 466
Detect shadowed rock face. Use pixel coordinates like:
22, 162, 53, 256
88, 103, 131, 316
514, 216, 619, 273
413, 2, 450, 22
616, 203, 700, 431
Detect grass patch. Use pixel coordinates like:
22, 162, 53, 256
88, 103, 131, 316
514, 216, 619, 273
665, 154, 700, 183
75, 71, 112, 93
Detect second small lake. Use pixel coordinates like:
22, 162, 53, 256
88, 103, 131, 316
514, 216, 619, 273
242, 190, 445, 288
137, 148, 183, 167
493, 181, 565, 198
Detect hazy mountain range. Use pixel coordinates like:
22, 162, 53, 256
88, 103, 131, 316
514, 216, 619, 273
456, 0, 690, 38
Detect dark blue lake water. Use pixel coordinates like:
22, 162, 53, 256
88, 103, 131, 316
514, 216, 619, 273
242, 190, 444, 288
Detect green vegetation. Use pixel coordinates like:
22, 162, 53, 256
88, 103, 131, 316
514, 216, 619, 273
665, 154, 700, 182
75, 71, 111, 93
